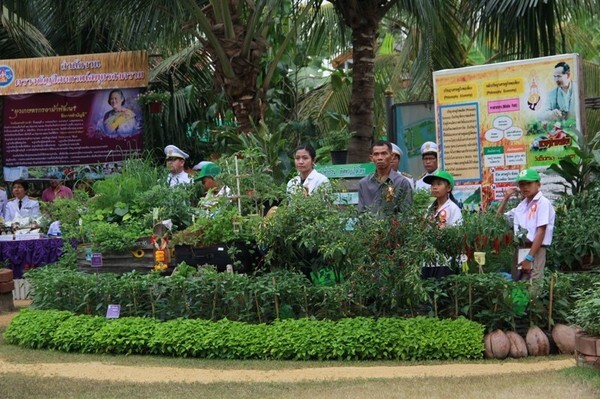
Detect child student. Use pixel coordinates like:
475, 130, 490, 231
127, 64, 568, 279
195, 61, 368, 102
422, 170, 462, 278
497, 169, 555, 281
424, 170, 462, 228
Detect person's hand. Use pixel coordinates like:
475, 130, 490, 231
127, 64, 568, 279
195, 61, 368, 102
504, 187, 519, 199
552, 109, 563, 119
519, 259, 533, 273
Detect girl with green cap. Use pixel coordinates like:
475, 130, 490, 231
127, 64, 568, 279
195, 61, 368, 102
423, 170, 462, 228
422, 170, 462, 279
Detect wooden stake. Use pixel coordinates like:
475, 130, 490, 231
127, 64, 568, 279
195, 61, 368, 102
272, 276, 280, 320
548, 274, 555, 331
254, 290, 262, 323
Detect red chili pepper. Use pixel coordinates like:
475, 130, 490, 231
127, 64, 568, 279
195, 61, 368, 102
493, 237, 500, 253
482, 235, 489, 248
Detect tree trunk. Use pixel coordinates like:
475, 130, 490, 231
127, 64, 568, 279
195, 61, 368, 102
346, 20, 378, 163
332, 1, 385, 164
205, 7, 267, 134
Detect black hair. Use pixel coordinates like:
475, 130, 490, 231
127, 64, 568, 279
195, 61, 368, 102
108, 89, 125, 106
294, 143, 316, 160
370, 140, 392, 153
429, 187, 461, 214
555, 62, 570, 74
12, 179, 28, 191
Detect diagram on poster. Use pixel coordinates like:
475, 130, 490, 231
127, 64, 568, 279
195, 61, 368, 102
433, 54, 582, 208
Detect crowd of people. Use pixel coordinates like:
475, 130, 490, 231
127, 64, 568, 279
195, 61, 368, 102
0, 179, 72, 224
167, 139, 554, 282
0, 139, 554, 282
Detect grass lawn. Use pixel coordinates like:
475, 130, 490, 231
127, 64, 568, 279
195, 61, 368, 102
0, 367, 598, 399
1, 318, 599, 398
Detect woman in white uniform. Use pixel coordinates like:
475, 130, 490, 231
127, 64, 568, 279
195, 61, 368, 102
286, 144, 330, 196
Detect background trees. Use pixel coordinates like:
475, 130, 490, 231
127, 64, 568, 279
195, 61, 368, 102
1, 0, 600, 164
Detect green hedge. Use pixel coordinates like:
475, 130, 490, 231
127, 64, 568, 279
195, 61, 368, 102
3, 310, 484, 361
25, 265, 600, 332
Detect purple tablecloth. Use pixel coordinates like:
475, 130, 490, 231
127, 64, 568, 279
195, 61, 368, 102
1, 238, 64, 278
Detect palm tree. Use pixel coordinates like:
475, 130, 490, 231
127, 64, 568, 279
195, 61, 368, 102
327, 0, 600, 162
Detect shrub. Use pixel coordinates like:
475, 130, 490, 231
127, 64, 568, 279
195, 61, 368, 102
572, 283, 600, 336
4, 310, 485, 361
2, 309, 72, 349
52, 315, 108, 353
25, 265, 600, 330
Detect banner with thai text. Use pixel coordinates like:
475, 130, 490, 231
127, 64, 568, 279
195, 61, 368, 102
0, 51, 147, 95
433, 54, 582, 208
2, 88, 143, 180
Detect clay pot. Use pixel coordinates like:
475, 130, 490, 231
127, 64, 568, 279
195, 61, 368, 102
506, 331, 528, 358
552, 324, 577, 355
484, 329, 510, 359
526, 326, 550, 356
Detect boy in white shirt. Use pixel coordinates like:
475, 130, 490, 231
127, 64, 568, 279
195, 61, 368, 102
497, 169, 555, 281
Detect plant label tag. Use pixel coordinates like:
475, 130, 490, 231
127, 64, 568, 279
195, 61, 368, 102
85, 247, 93, 262
106, 304, 121, 319
91, 253, 103, 267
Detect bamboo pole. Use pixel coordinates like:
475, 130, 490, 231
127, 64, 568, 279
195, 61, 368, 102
548, 274, 555, 331
272, 276, 280, 320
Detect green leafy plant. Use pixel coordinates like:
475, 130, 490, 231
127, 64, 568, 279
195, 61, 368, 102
137, 90, 171, 105
322, 127, 352, 151
5, 310, 485, 361
548, 186, 600, 270
572, 283, 600, 336
25, 261, 600, 330
548, 130, 600, 195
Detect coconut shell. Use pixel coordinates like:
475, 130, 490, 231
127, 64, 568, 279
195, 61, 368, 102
484, 329, 510, 359
526, 326, 550, 356
506, 331, 528, 358
552, 324, 577, 354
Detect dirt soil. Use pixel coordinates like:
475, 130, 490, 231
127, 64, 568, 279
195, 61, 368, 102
0, 303, 575, 384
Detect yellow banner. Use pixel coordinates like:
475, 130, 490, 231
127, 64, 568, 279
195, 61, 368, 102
0, 51, 148, 95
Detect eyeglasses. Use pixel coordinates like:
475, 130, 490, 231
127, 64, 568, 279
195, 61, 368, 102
166, 157, 180, 162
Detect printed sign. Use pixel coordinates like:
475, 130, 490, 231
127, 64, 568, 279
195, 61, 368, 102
106, 304, 121, 319
433, 54, 582, 207
2, 88, 143, 171
91, 253, 103, 268
0, 51, 148, 95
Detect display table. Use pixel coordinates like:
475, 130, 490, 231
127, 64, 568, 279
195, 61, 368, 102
0, 237, 64, 278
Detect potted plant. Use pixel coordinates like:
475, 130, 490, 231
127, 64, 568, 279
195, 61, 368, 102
323, 127, 352, 164
137, 90, 171, 113
573, 283, 600, 368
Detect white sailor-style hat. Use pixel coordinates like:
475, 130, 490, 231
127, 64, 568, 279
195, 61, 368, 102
164, 145, 189, 159
193, 161, 211, 171
391, 143, 403, 157
420, 141, 438, 155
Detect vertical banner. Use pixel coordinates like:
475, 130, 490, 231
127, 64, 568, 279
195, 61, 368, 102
433, 54, 583, 208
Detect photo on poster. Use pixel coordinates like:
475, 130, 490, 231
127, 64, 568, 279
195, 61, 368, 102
453, 184, 482, 213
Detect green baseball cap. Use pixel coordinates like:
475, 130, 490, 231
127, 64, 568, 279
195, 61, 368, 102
423, 170, 454, 189
195, 162, 221, 180
515, 169, 540, 182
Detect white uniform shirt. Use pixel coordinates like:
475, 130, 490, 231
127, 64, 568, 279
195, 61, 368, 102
4, 196, 41, 222
415, 169, 438, 190
504, 191, 555, 246
429, 198, 462, 227
168, 171, 192, 187
287, 169, 330, 196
